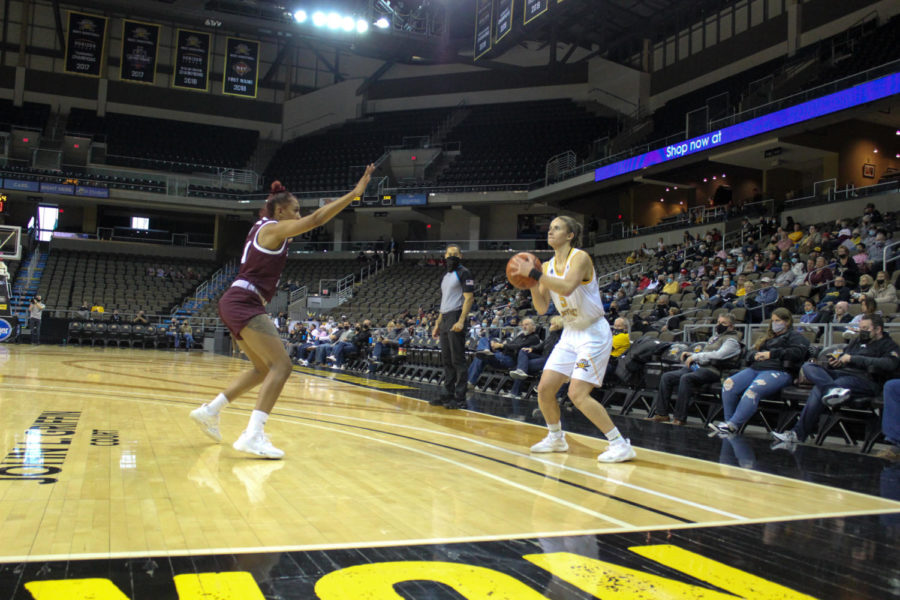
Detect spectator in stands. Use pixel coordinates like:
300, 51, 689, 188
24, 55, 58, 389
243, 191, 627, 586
91, 302, 104, 314
788, 223, 804, 245
852, 274, 875, 303
506, 316, 564, 398
877, 379, 900, 461
817, 276, 851, 309
178, 320, 195, 351
710, 308, 809, 435
747, 277, 778, 323
852, 243, 869, 269
329, 320, 370, 369
316, 322, 351, 366
774, 262, 795, 287
110, 309, 122, 323
468, 318, 540, 387
166, 321, 178, 346
0, 259, 8, 281
661, 275, 679, 296
846, 297, 879, 335
657, 307, 683, 333
864, 202, 883, 223
77, 301, 91, 320
774, 315, 900, 445
648, 313, 743, 425
870, 271, 898, 304
431, 244, 474, 409
626, 251, 638, 265
29, 295, 45, 345
132, 310, 149, 325
798, 225, 821, 254
865, 229, 887, 262
833, 247, 860, 286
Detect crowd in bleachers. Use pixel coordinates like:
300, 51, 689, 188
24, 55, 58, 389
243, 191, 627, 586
267, 199, 898, 453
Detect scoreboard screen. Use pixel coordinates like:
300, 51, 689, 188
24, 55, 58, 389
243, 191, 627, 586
524, 0, 549, 25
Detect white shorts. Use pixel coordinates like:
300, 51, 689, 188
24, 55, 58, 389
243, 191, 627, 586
543, 318, 612, 387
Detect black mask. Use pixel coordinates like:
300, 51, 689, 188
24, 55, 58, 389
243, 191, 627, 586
715, 323, 728, 335
858, 330, 872, 343
446, 256, 460, 272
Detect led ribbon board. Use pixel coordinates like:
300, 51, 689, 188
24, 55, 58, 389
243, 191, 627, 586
594, 72, 900, 183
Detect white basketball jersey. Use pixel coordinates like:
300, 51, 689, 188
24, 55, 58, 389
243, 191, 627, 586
544, 248, 605, 330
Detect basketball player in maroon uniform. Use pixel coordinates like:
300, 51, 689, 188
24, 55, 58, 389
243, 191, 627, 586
190, 165, 375, 458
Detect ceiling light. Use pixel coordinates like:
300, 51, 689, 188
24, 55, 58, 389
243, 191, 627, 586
312, 11, 326, 26
294, 9, 307, 23
375, 17, 390, 28
874, 148, 879, 153
327, 12, 342, 29
341, 16, 355, 31
703, 178, 707, 182
357, 19, 369, 33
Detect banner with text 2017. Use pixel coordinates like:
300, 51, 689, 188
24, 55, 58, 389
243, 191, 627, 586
64, 11, 108, 77
120, 20, 159, 84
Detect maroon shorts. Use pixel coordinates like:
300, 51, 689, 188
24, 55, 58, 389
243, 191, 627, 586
218, 286, 267, 340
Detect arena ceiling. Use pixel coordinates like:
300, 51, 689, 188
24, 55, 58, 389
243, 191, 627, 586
76, 0, 731, 67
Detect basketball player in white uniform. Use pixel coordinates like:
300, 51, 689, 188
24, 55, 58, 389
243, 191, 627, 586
512, 216, 636, 462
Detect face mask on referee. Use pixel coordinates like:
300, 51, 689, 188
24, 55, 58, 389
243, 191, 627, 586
446, 256, 460, 272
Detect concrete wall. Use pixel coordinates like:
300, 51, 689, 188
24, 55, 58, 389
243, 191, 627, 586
780, 190, 899, 227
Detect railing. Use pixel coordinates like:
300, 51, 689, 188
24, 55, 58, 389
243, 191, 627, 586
336, 274, 354, 306
709, 58, 900, 131
402, 239, 551, 253
785, 179, 900, 209
384, 182, 527, 195
90, 228, 214, 248
545, 150, 576, 186
884, 241, 900, 273
287, 286, 309, 320
50, 308, 222, 328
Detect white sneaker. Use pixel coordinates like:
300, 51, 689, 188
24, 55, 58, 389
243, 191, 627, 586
189, 404, 222, 442
326, 355, 337, 362
299, 359, 309, 366
233, 430, 285, 459
598, 440, 636, 463
530, 433, 568, 453
509, 369, 529, 380
772, 429, 799, 443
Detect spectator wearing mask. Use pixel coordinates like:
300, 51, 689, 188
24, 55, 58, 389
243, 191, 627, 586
648, 313, 743, 425
869, 271, 897, 304
774, 314, 900, 445
710, 308, 809, 435
817, 276, 851, 309
833, 248, 860, 287
132, 310, 149, 325
661, 275, 680, 296
77, 301, 91, 320
797, 299, 821, 332
746, 277, 778, 323
329, 320, 371, 369
468, 318, 540, 386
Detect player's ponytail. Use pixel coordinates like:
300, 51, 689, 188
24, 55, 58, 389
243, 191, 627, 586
260, 180, 293, 218
557, 215, 583, 248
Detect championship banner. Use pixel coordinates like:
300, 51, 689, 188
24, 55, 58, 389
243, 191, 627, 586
473, 0, 493, 60
120, 20, 159, 84
495, 0, 514, 43
64, 11, 108, 77
524, 0, 549, 25
173, 29, 210, 92
222, 37, 260, 98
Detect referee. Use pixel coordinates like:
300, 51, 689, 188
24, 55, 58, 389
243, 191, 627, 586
431, 244, 474, 409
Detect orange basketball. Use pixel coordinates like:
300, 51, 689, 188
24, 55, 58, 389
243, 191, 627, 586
506, 252, 542, 289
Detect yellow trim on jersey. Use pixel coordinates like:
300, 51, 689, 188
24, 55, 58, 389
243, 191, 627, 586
570, 248, 595, 285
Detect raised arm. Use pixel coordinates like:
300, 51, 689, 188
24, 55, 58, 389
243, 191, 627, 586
259, 164, 374, 247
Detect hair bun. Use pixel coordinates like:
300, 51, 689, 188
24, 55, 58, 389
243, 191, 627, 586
270, 180, 286, 194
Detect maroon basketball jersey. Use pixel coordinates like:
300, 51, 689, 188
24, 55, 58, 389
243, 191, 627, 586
235, 218, 288, 302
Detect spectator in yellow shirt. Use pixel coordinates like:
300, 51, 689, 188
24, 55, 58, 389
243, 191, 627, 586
662, 276, 680, 296
611, 317, 632, 358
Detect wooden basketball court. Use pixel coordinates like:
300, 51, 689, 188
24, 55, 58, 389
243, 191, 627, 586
1, 345, 898, 598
